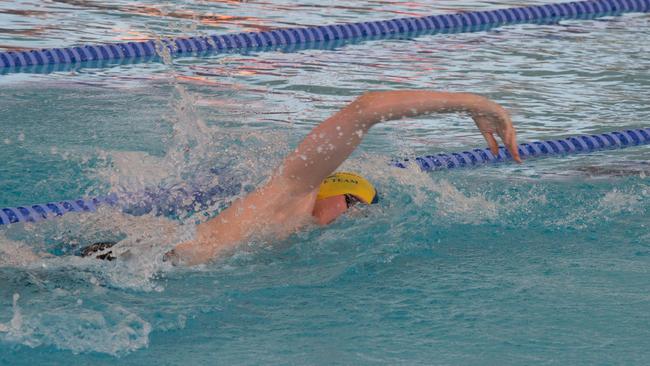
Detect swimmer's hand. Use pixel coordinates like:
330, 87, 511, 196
469, 96, 521, 163
163, 240, 218, 266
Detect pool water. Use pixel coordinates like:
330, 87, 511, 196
1, 1, 650, 364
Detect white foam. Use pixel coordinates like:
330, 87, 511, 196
0, 294, 21, 335
94, 151, 177, 192
547, 185, 648, 228
598, 188, 641, 214
0, 294, 152, 355
0, 236, 43, 267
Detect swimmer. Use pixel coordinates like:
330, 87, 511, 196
158, 90, 521, 266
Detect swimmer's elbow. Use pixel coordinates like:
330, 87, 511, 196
354, 91, 380, 110
351, 91, 386, 126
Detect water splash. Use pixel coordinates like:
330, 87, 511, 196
598, 188, 643, 214
546, 183, 649, 229
0, 293, 151, 356
0, 238, 44, 267
0, 294, 23, 336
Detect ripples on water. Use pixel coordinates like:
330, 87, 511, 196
0, 0, 649, 364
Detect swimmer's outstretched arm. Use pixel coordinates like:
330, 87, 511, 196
280, 90, 521, 195
167, 90, 520, 265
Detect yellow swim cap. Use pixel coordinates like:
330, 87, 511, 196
316, 172, 378, 204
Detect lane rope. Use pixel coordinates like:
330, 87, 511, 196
0, 0, 648, 72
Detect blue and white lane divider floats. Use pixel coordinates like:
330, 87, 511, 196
1, 128, 649, 226
392, 128, 650, 170
0, 0, 648, 73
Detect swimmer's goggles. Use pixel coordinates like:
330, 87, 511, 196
317, 172, 379, 206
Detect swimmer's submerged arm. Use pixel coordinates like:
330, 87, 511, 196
280, 90, 521, 195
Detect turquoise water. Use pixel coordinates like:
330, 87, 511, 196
1, 1, 650, 364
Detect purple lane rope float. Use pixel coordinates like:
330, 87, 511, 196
1, 128, 649, 226
391, 129, 650, 170
0, 0, 648, 72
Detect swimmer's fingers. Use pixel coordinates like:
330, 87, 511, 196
481, 131, 500, 157
497, 124, 522, 163
472, 114, 501, 157
470, 97, 521, 163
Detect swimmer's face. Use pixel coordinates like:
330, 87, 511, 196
312, 194, 358, 225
